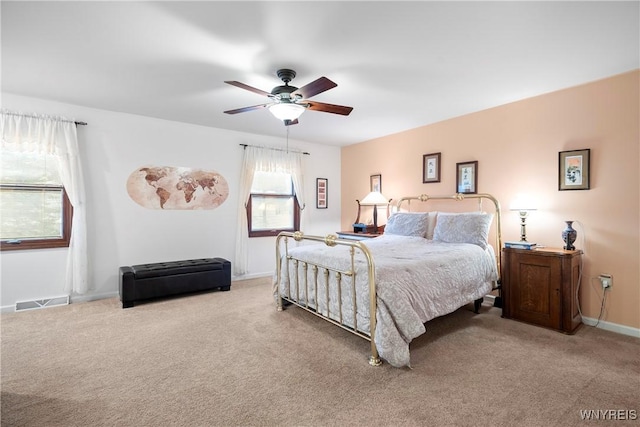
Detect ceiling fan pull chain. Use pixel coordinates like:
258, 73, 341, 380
286, 125, 290, 153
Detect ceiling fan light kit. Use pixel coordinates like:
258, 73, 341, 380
224, 68, 353, 126
268, 102, 306, 121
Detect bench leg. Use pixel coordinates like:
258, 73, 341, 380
219, 285, 231, 291
122, 301, 134, 309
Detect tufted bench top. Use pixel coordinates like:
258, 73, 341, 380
131, 258, 228, 279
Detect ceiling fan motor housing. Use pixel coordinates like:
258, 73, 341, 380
271, 85, 297, 97
272, 69, 299, 100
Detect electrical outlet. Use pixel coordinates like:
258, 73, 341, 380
599, 274, 613, 290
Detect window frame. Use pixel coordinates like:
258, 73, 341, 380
247, 184, 300, 238
0, 184, 73, 251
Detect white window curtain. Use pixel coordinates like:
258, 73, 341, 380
1, 111, 89, 294
234, 145, 306, 276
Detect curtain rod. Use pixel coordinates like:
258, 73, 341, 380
239, 143, 310, 155
1, 110, 87, 126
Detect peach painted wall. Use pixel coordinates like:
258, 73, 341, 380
341, 70, 639, 330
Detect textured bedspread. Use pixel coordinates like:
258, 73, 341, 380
277, 234, 497, 367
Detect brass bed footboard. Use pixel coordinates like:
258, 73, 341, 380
274, 231, 381, 366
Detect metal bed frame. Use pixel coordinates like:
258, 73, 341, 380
274, 193, 502, 366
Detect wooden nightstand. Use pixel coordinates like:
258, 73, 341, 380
336, 231, 380, 240
502, 247, 582, 334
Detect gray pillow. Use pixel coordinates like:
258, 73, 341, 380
433, 212, 493, 249
384, 212, 430, 238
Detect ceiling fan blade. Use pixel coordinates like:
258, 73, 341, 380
224, 81, 272, 97
224, 103, 270, 114
291, 77, 337, 99
306, 101, 353, 116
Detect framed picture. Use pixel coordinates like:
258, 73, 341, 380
370, 174, 381, 193
423, 152, 441, 183
456, 160, 478, 194
559, 149, 590, 191
316, 178, 328, 209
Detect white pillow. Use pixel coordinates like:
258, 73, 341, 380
384, 212, 430, 238
432, 212, 493, 249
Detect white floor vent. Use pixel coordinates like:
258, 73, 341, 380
15, 296, 69, 312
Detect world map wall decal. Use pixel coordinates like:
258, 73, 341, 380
126, 166, 229, 210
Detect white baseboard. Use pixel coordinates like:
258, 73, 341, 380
0, 271, 277, 313
1, 291, 119, 312
1, 294, 71, 313
581, 316, 640, 339
0, 273, 274, 313
232, 271, 273, 281
70, 291, 119, 304
482, 294, 639, 339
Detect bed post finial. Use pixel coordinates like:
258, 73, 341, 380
324, 234, 338, 247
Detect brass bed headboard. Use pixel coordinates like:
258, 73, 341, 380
395, 193, 503, 287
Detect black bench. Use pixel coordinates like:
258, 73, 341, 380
119, 258, 231, 308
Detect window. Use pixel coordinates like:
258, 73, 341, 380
247, 170, 300, 237
0, 150, 72, 251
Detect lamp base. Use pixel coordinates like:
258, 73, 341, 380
519, 211, 529, 242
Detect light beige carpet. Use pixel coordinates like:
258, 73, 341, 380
2, 277, 639, 427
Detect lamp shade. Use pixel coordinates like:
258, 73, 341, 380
509, 194, 537, 211
268, 103, 306, 121
360, 191, 389, 206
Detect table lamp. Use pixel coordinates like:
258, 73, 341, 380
359, 191, 390, 231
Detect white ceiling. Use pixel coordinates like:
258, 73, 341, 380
2, 1, 638, 146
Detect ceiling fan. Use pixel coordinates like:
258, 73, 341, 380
223, 69, 353, 126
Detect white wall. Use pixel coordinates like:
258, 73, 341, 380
0, 94, 342, 310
